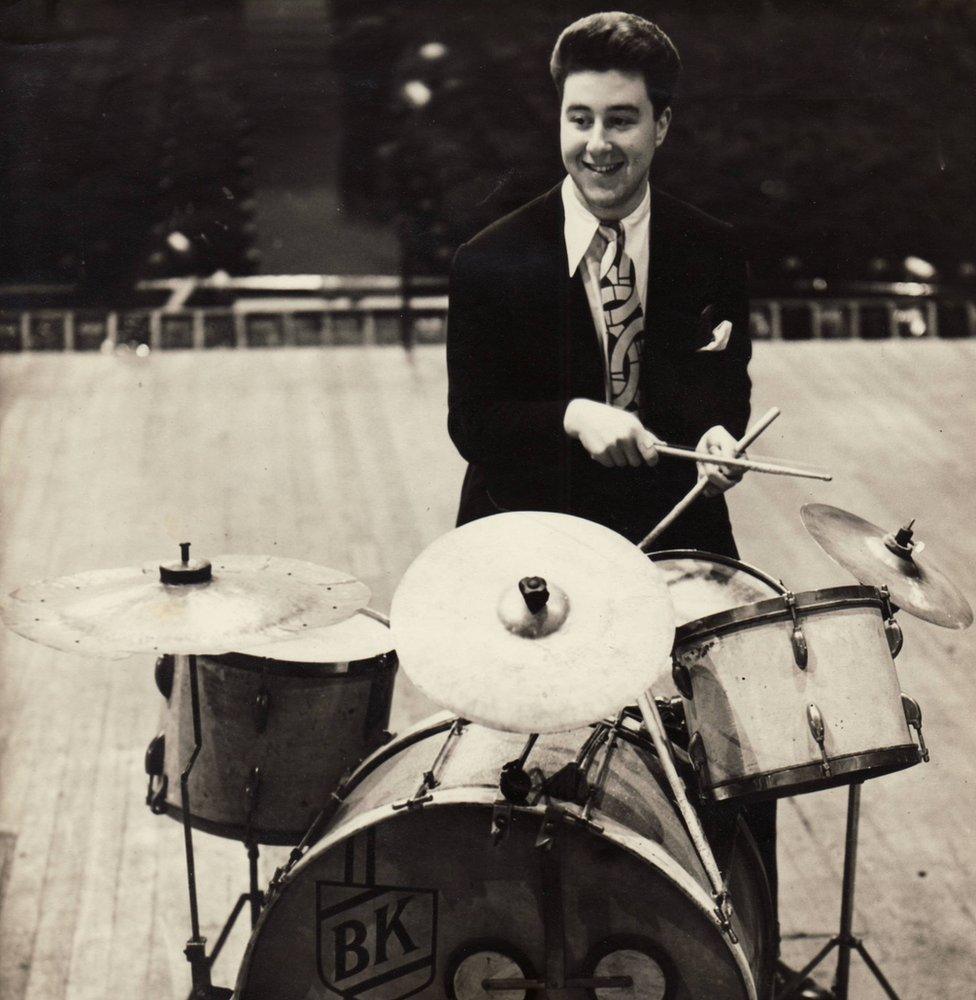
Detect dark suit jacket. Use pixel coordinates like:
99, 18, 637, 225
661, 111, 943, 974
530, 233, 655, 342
446, 183, 752, 555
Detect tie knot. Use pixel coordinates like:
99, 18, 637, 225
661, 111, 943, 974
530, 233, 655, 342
598, 219, 622, 243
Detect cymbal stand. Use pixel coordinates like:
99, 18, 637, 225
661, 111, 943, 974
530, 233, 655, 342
636, 689, 738, 942
178, 654, 233, 1000
776, 782, 901, 1000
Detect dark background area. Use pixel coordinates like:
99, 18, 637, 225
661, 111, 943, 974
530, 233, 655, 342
2, 0, 975, 296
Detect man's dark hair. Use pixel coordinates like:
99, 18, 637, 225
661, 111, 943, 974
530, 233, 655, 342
549, 11, 681, 118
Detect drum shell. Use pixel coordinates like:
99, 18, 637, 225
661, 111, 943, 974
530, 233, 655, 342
675, 586, 919, 801
157, 646, 397, 844
234, 717, 773, 1000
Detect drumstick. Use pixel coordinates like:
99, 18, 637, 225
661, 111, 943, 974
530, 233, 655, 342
638, 407, 780, 552
654, 444, 830, 481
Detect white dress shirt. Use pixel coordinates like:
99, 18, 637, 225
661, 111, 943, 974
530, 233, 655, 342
561, 175, 650, 404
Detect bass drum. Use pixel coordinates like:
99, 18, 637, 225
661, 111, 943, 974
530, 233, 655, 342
235, 715, 774, 1000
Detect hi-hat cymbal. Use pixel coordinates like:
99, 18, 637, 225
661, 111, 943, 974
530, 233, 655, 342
1, 550, 371, 658
801, 503, 973, 629
390, 512, 675, 733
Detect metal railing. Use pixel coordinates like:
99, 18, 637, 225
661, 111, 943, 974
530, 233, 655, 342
2, 275, 975, 351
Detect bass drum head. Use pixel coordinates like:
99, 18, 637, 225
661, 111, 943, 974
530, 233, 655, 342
649, 550, 784, 626
236, 802, 757, 1000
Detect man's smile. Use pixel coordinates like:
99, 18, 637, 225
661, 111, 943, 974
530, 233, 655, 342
582, 161, 624, 175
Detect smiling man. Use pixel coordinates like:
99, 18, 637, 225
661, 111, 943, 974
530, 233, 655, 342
446, 11, 753, 556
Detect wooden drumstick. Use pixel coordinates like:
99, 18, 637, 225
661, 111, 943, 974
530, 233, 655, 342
653, 445, 830, 481
638, 407, 781, 552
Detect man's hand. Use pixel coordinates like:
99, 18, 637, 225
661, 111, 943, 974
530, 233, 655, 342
564, 399, 659, 468
697, 425, 745, 497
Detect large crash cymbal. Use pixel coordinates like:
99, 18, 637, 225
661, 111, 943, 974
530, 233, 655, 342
1, 547, 370, 658
801, 504, 973, 629
391, 512, 675, 733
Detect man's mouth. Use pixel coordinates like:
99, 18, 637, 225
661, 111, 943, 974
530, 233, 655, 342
582, 161, 624, 176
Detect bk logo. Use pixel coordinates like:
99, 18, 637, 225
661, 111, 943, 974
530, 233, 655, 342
316, 881, 437, 999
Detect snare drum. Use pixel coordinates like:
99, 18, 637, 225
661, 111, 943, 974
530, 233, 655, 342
144, 610, 397, 844
673, 586, 924, 801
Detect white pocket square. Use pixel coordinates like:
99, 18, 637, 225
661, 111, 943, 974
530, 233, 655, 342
697, 319, 732, 352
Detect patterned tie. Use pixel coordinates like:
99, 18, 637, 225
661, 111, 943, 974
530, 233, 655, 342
597, 220, 643, 411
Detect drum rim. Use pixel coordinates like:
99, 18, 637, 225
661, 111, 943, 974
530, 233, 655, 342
191, 646, 398, 677
702, 743, 921, 802
675, 584, 884, 644
648, 549, 786, 596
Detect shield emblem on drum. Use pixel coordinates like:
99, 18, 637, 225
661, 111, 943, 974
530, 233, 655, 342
316, 881, 437, 999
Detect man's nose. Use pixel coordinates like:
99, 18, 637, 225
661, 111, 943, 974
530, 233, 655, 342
585, 125, 612, 157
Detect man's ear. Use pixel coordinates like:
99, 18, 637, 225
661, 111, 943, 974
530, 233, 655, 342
654, 107, 672, 148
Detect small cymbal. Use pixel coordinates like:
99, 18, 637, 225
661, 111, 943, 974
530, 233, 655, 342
801, 504, 973, 629
391, 512, 675, 733
2, 552, 370, 657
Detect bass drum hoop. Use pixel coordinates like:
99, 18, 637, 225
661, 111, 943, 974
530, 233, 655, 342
237, 719, 766, 1000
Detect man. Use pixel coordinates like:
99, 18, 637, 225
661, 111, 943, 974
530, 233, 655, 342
447, 11, 749, 555
446, 14, 831, 998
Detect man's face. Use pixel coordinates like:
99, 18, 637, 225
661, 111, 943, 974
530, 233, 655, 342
560, 69, 670, 219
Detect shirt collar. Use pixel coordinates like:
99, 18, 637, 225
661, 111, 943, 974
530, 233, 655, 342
561, 175, 651, 276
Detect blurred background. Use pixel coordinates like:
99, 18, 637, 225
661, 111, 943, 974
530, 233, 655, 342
2, 0, 976, 343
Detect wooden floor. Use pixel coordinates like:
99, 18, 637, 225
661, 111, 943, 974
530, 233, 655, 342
0, 342, 974, 998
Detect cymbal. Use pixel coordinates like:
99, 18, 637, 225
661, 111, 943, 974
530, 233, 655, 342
233, 608, 393, 663
391, 512, 675, 733
2, 552, 371, 658
801, 504, 973, 629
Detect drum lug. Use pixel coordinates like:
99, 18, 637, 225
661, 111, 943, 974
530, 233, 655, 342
534, 805, 561, 851
901, 693, 930, 762
881, 587, 904, 657
672, 656, 693, 699
243, 765, 261, 819
806, 703, 832, 776
785, 592, 809, 668
490, 800, 515, 844
252, 688, 272, 734
154, 654, 175, 700
144, 733, 168, 813
687, 731, 711, 795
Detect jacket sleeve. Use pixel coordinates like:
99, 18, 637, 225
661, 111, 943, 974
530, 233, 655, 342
446, 242, 573, 467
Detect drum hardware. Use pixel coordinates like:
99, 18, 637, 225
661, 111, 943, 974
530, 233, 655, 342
776, 783, 902, 1000
498, 733, 539, 805
801, 504, 974, 629
251, 687, 271, 733
879, 587, 904, 656
144, 734, 168, 813
900, 694, 929, 761
687, 731, 710, 794
580, 716, 623, 822
636, 689, 739, 944
805, 704, 831, 777
155, 654, 175, 699
784, 592, 809, 668
392, 717, 467, 811
672, 658, 693, 698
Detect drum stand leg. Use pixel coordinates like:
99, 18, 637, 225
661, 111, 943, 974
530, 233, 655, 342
178, 655, 233, 1000
776, 783, 901, 1000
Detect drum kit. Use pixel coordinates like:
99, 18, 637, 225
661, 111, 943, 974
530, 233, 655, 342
1, 502, 972, 1000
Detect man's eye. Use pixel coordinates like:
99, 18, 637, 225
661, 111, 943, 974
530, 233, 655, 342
568, 115, 591, 127
608, 118, 635, 129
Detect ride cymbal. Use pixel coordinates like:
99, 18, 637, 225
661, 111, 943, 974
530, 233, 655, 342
801, 503, 973, 629
391, 512, 675, 733
1, 548, 370, 658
